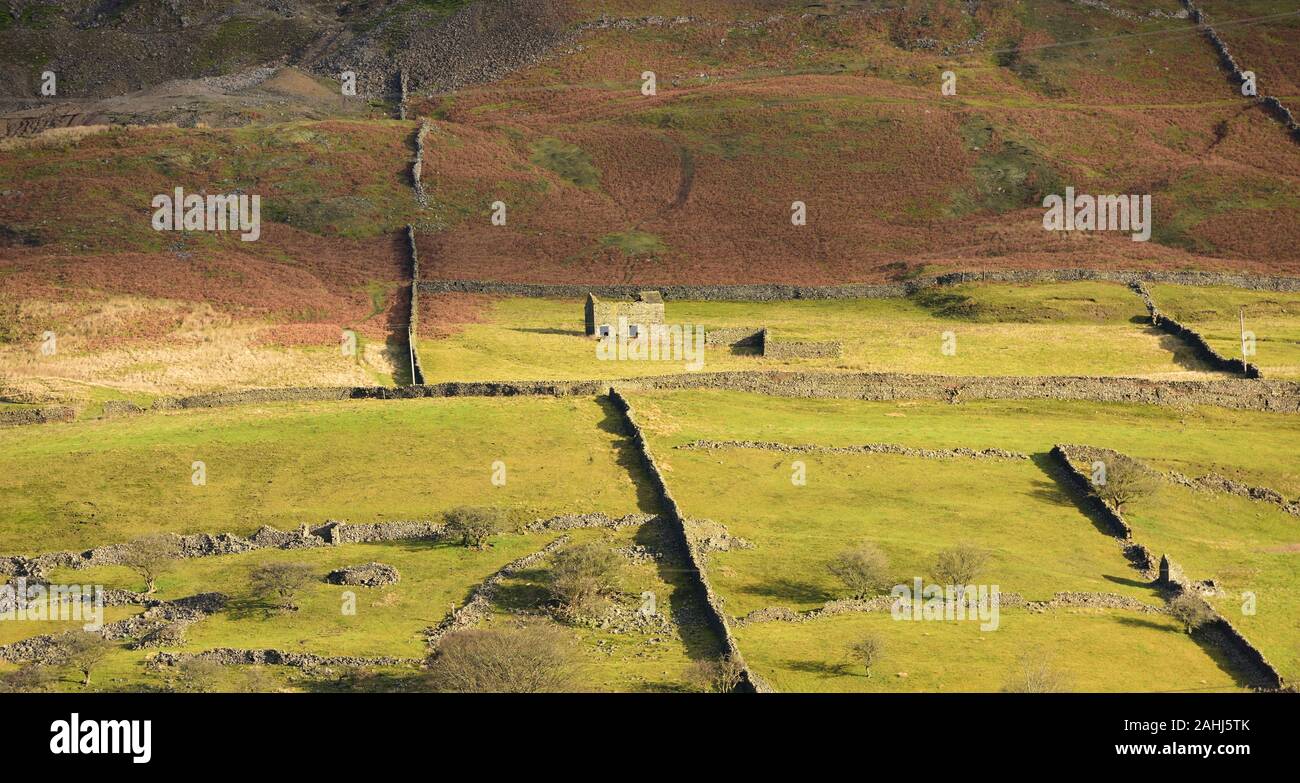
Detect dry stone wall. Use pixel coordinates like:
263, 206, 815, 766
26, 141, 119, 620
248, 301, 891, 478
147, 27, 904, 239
624, 371, 1300, 412
608, 387, 772, 693
411, 122, 430, 208
406, 225, 426, 385
424, 535, 571, 650
1132, 282, 1259, 378
0, 406, 75, 427
1180, 0, 1300, 143
1052, 444, 1285, 690
419, 268, 1300, 301
678, 439, 1028, 460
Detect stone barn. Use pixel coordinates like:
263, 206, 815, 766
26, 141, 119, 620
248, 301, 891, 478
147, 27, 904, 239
585, 291, 665, 338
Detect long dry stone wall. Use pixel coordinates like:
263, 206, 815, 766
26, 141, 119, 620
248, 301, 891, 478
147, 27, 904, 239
411, 122, 430, 208
0, 513, 640, 579
406, 225, 427, 385
608, 387, 772, 693
1051, 444, 1284, 690
737, 591, 1164, 626
1181, 0, 1300, 143
623, 371, 1300, 412
419, 268, 1300, 301
1132, 282, 1259, 378
132, 370, 1300, 415
678, 439, 1028, 460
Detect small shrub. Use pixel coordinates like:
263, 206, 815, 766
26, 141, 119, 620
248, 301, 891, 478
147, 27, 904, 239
1002, 655, 1070, 693
248, 561, 314, 613
827, 542, 892, 599
424, 626, 576, 693
689, 656, 745, 693
0, 663, 56, 693
932, 544, 989, 588
549, 541, 622, 617
51, 631, 114, 687
1090, 455, 1161, 513
1168, 593, 1215, 634
443, 506, 501, 549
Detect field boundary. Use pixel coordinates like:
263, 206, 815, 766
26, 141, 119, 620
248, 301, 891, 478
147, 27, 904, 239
1050, 444, 1285, 691
13, 371, 1294, 421
609, 387, 772, 693
0, 513, 649, 576
0, 406, 76, 427
735, 591, 1165, 626
406, 225, 426, 385
417, 268, 1300, 301
1133, 282, 1260, 378
1180, 0, 1300, 143
677, 439, 1029, 460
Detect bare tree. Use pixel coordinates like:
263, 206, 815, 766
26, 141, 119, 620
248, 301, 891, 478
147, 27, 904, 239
443, 507, 502, 549
827, 542, 892, 599
851, 633, 885, 679
119, 534, 180, 594
1168, 593, 1215, 634
933, 543, 990, 588
689, 655, 746, 693
1090, 455, 1161, 513
424, 626, 577, 693
170, 658, 225, 693
1002, 654, 1070, 693
249, 562, 314, 613
549, 541, 622, 617
53, 631, 114, 687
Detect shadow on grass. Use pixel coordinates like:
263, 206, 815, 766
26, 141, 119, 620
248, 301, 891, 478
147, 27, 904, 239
634, 518, 724, 663
595, 394, 669, 514
741, 577, 831, 606
510, 327, 585, 337
785, 659, 854, 678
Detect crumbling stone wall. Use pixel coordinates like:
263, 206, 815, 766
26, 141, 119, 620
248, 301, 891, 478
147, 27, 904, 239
1132, 282, 1259, 378
0, 406, 75, 427
608, 387, 772, 693
411, 122, 430, 208
424, 536, 571, 649
152, 648, 420, 671
737, 591, 1163, 626
678, 439, 1028, 460
1166, 471, 1300, 516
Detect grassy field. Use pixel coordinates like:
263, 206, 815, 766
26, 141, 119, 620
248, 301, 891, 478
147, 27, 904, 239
623, 389, 1300, 497
8, 520, 713, 692
1123, 483, 1300, 683
735, 608, 1250, 693
649, 448, 1160, 620
0, 396, 657, 554
1150, 284, 1300, 379
419, 282, 1222, 381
